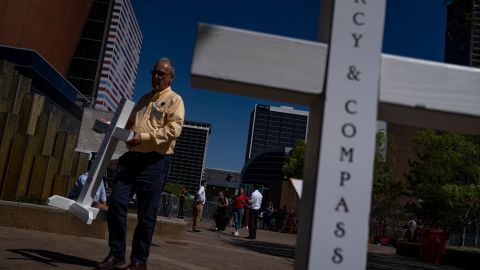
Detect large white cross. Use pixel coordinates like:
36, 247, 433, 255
190, 0, 480, 269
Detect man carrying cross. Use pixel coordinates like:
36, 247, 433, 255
95, 58, 185, 270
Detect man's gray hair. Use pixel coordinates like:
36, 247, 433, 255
156, 57, 175, 76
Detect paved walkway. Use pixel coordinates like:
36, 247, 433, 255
0, 219, 464, 269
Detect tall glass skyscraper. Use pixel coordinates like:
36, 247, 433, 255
444, 0, 480, 67
66, 0, 143, 111
244, 104, 309, 164
168, 121, 212, 193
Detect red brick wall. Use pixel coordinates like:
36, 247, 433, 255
388, 123, 421, 184
269, 181, 301, 218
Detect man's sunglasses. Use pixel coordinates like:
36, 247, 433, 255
150, 70, 172, 77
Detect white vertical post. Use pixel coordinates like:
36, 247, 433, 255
295, 99, 324, 269
294, 0, 334, 267
309, 0, 386, 269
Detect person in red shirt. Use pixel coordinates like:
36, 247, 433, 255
232, 188, 248, 237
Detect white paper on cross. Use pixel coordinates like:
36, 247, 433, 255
190, 0, 480, 269
48, 98, 134, 224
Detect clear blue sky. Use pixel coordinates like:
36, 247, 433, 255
131, 0, 447, 172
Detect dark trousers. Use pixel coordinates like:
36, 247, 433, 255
107, 151, 170, 264
243, 207, 250, 227
215, 208, 227, 230
249, 209, 260, 238
178, 198, 185, 218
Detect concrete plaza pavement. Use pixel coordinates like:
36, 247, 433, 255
0, 219, 464, 270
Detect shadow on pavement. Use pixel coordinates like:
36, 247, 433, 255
7, 249, 96, 268
231, 239, 295, 258
225, 240, 460, 270
366, 253, 462, 270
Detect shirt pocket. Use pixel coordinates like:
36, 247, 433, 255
149, 101, 167, 127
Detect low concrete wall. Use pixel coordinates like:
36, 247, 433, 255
396, 241, 480, 270
443, 248, 480, 270
396, 242, 420, 258
0, 200, 187, 241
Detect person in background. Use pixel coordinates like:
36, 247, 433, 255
214, 191, 229, 231
285, 208, 298, 234
275, 205, 287, 232
193, 180, 207, 232
271, 207, 278, 231
405, 217, 417, 242
232, 188, 248, 237
242, 191, 250, 231
68, 171, 108, 211
178, 186, 187, 218
263, 201, 274, 230
246, 184, 263, 239
95, 58, 184, 270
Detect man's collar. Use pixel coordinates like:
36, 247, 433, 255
151, 86, 172, 100
152, 86, 171, 94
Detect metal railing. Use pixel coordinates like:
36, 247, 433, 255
447, 232, 480, 248
369, 223, 480, 249
157, 192, 217, 219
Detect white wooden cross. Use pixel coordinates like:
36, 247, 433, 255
48, 98, 134, 224
190, 0, 480, 269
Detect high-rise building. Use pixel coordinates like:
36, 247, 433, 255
65, 0, 113, 104
168, 121, 212, 193
66, 0, 143, 111
244, 104, 309, 164
473, 1, 480, 66
241, 104, 307, 211
444, 0, 480, 67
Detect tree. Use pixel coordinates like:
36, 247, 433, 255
371, 132, 406, 237
442, 184, 480, 246
164, 182, 183, 196
282, 140, 306, 179
282, 134, 408, 238
406, 130, 480, 246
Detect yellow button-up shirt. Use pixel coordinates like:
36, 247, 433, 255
125, 87, 185, 154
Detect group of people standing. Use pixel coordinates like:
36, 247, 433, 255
231, 185, 262, 239
262, 204, 297, 233
200, 185, 299, 237
193, 184, 263, 239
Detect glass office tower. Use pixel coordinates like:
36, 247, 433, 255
168, 121, 212, 193
444, 0, 480, 67
244, 104, 309, 164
